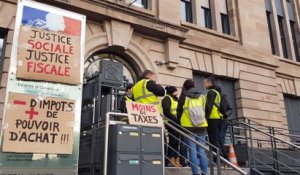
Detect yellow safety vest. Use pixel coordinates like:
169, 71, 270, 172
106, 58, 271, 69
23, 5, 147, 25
125, 95, 132, 102
132, 79, 159, 105
206, 89, 223, 119
180, 96, 208, 128
163, 95, 178, 123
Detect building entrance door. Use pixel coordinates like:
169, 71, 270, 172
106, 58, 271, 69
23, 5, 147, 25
193, 74, 238, 118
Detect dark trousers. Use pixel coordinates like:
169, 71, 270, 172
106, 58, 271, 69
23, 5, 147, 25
207, 119, 228, 159
220, 119, 229, 160
180, 136, 188, 165
166, 125, 180, 158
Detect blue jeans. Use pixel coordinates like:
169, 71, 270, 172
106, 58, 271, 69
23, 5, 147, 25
187, 134, 208, 175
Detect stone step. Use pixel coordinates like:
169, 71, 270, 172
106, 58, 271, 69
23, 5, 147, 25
165, 167, 250, 175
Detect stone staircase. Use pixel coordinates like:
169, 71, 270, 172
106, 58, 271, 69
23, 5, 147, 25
165, 167, 250, 175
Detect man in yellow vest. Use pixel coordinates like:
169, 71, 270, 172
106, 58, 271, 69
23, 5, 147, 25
132, 70, 165, 104
120, 83, 134, 113
177, 79, 208, 175
161, 86, 182, 167
204, 76, 228, 160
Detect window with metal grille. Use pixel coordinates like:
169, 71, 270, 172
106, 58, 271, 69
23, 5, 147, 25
286, 0, 300, 61
200, 0, 212, 29
221, 13, 230, 35
278, 16, 288, 59
265, 0, 274, 54
181, 0, 193, 23
266, 11, 276, 55
219, 0, 230, 34
131, 0, 148, 9
290, 21, 300, 62
201, 7, 212, 29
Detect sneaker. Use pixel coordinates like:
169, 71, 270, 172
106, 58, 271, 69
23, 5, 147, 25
180, 162, 189, 167
175, 157, 183, 167
169, 157, 179, 167
222, 163, 228, 169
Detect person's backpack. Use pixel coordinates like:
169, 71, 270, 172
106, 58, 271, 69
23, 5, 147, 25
215, 94, 232, 119
186, 95, 206, 126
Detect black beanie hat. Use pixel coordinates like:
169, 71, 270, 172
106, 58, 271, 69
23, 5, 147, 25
165, 86, 177, 94
183, 79, 195, 90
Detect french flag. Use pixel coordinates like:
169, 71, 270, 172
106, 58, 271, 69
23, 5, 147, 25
22, 6, 81, 36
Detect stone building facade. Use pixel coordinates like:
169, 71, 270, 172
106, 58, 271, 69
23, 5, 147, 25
0, 0, 300, 140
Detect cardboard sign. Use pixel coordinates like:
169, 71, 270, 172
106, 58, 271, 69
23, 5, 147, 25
16, 5, 82, 85
126, 101, 163, 128
0, 1, 85, 173
2, 92, 75, 154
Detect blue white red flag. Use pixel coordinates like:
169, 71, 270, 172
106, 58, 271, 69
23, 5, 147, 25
22, 6, 81, 36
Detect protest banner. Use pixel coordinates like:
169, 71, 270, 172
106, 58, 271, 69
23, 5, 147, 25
0, 0, 86, 174
2, 92, 75, 154
126, 101, 163, 128
16, 5, 82, 85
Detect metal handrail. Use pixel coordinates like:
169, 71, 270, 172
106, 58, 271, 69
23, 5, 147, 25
165, 122, 220, 175
164, 141, 209, 175
166, 118, 219, 151
250, 157, 285, 175
229, 119, 300, 174
230, 131, 294, 146
163, 115, 224, 174
164, 117, 223, 175
253, 121, 299, 135
241, 122, 300, 150
276, 132, 300, 139
252, 148, 300, 173
230, 117, 292, 133
251, 168, 265, 175
165, 122, 248, 175
270, 147, 300, 165
230, 118, 300, 150
229, 128, 298, 146
231, 117, 300, 143
165, 128, 216, 173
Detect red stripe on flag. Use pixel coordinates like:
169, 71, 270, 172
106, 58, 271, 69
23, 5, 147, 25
63, 16, 81, 36
13, 100, 26, 105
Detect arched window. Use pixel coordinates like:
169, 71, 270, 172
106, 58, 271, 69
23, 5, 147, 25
84, 53, 137, 85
